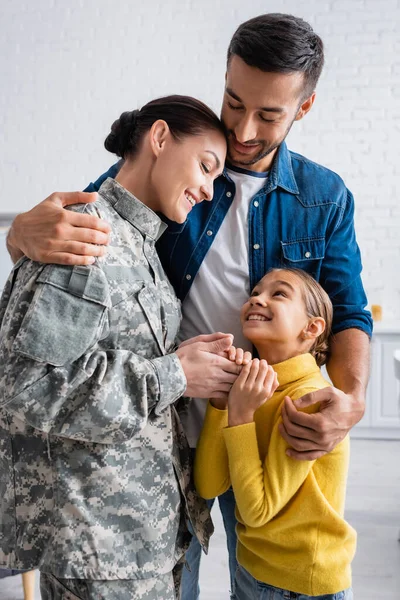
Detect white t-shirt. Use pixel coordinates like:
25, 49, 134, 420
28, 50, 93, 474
179, 167, 268, 447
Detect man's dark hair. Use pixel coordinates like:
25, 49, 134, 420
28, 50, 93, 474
227, 13, 324, 100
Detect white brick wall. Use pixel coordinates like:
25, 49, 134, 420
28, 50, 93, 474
1, 0, 399, 318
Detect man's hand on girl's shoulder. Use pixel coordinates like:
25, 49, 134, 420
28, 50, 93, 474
280, 387, 365, 460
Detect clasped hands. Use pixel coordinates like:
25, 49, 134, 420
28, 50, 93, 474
210, 346, 279, 428
180, 336, 361, 461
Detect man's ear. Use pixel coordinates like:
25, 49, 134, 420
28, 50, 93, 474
294, 92, 316, 122
149, 120, 170, 157
302, 316, 325, 341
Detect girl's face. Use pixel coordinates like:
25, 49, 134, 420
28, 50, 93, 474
151, 129, 227, 223
241, 270, 311, 349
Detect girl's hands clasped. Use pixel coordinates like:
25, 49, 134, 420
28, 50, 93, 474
228, 358, 279, 427
226, 345, 252, 366
209, 345, 252, 410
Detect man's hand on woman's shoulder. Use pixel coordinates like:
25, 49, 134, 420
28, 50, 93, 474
7, 191, 111, 265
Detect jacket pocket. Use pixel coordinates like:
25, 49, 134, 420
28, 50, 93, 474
13, 265, 110, 367
281, 237, 325, 276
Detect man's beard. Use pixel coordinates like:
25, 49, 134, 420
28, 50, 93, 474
224, 119, 295, 168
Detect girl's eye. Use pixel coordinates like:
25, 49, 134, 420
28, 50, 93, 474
273, 290, 286, 297
227, 102, 243, 111
201, 163, 210, 174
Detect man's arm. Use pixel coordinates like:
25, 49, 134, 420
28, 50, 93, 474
326, 328, 370, 413
6, 191, 110, 265
280, 329, 370, 460
280, 186, 372, 460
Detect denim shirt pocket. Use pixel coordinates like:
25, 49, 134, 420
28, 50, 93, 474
281, 237, 325, 277
13, 264, 110, 367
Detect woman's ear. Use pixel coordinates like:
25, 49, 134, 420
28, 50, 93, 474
149, 120, 170, 157
302, 317, 326, 341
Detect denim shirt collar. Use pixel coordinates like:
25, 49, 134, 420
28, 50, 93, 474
267, 141, 299, 194
223, 141, 299, 195
99, 178, 167, 241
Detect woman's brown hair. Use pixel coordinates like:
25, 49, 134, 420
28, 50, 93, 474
104, 95, 226, 160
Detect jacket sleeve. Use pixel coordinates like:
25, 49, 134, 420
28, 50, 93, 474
322, 188, 372, 337
194, 402, 231, 499
222, 388, 323, 528
0, 260, 186, 444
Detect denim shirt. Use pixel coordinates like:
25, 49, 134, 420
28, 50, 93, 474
85, 142, 372, 336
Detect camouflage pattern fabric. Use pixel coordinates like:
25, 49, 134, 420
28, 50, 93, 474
40, 570, 177, 600
0, 178, 213, 581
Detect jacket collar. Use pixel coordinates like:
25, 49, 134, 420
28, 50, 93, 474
99, 178, 167, 241
223, 141, 299, 195
267, 141, 299, 194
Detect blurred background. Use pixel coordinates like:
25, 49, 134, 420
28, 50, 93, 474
0, 1, 399, 598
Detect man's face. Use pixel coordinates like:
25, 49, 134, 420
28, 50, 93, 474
221, 55, 312, 172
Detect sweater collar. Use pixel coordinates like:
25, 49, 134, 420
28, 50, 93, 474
99, 178, 167, 241
272, 353, 320, 389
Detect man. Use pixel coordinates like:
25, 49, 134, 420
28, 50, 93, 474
7, 13, 372, 600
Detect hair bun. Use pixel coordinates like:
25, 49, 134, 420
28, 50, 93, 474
104, 109, 140, 158
313, 339, 330, 367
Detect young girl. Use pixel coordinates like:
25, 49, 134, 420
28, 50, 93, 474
194, 267, 355, 600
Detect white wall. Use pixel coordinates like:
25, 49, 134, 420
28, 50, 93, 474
1, 0, 399, 317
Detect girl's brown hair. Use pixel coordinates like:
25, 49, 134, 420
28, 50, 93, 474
270, 267, 333, 366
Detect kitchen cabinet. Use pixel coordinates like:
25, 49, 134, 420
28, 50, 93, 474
348, 324, 400, 439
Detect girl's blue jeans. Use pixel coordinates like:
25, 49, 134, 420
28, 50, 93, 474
234, 564, 353, 600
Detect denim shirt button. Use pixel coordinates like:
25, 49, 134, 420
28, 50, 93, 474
206, 230, 213, 236
304, 251, 311, 258
186, 274, 192, 280
226, 191, 232, 197
253, 244, 260, 250
254, 201, 259, 207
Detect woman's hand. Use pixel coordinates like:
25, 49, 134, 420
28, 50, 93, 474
176, 334, 243, 399
228, 358, 278, 427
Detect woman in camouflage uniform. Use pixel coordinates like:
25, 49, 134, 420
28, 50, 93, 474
0, 96, 229, 599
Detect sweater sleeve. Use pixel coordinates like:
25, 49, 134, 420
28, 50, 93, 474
194, 402, 231, 499
223, 388, 321, 528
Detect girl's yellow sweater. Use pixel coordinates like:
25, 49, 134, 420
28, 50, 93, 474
194, 353, 356, 596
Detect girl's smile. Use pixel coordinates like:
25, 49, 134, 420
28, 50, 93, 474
240, 269, 326, 366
